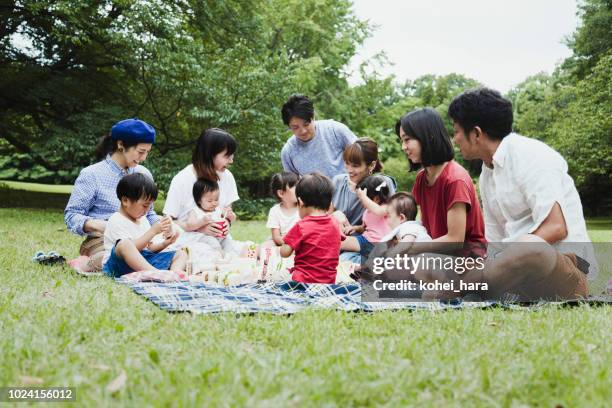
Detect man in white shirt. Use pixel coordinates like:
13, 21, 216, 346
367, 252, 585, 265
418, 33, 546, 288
446, 87, 596, 300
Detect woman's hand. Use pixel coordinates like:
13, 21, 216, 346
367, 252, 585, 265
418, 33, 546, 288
83, 219, 107, 235
331, 210, 348, 225
343, 224, 364, 235
197, 218, 224, 237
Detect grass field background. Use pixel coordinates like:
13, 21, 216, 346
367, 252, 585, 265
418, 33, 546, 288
1, 203, 611, 406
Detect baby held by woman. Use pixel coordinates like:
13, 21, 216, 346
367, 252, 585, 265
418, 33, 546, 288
174, 178, 249, 259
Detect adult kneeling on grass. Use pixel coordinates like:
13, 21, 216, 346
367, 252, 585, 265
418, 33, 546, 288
64, 118, 176, 274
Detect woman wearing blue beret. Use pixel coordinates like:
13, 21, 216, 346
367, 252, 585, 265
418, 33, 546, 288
64, 118, 163, 274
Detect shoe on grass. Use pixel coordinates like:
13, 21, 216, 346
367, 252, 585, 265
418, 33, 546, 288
32, 250, 66, 266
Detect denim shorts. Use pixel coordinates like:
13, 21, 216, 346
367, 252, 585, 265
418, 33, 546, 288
355, 234, 374, 257
103, 241, 176, 278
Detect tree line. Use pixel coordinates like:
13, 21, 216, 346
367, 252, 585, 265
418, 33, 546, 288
1, 0, 609, 214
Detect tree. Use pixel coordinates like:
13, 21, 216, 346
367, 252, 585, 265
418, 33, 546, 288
549, 52, 612, 214
0, 0, 373, 192
563, 0, 612, 79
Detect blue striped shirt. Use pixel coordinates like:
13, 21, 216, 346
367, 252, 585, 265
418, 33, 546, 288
64, 155, 160, 235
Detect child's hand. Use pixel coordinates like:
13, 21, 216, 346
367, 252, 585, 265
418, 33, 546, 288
152, 220, 165, 235
223, 207, 237, 224
343, 224, 357, 235
160, 215, 173, 238
162, 230, 178, 245
356, 187, 368, 200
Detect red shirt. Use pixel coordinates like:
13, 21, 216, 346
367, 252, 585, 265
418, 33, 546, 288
412, 161, 486, 256
283, 215, 344, 284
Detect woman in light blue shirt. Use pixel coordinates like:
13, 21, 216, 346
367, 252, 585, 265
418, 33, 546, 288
64, 118, 161, 273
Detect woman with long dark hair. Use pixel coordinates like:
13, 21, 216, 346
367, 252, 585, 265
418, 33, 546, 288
163, 128, 239, 236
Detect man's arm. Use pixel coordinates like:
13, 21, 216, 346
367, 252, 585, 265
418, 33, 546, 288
531, 202, 568, 244
281, 147, 298, 174
335, 121, 357, 147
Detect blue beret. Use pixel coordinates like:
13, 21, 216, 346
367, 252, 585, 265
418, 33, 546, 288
111, 118, 156, 144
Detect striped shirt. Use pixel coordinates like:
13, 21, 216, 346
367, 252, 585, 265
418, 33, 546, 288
64, 155, 159, 235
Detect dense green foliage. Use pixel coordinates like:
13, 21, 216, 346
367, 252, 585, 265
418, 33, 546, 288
1, 0, 369, 189
508, 0, 612, 214
1, 0, 610, 213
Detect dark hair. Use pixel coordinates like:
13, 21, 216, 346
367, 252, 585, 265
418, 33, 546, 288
388, 192, 418, 221
357, 175, 391, 204
342, 137, 383, 172
448, 87, 513, 140
192, 178, 220, 206
270, 171, 299, 201
295, 172, 334, 210
281, 94, 315, 126
395, 107, 454, 171
95, 133, 140, 160
116, 173, 158, 202
192, 128, 237, 181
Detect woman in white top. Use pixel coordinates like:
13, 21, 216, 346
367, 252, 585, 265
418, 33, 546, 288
163, 128, 239, 236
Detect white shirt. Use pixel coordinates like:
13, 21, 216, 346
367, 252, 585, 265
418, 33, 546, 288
103, 212, 151, 264
175, 207, 222, 247
479, 133, 598, 277
266, 203, 300, 236
163, 164, 239, 222
381, 220, 432, 243
172, 207, 245, 255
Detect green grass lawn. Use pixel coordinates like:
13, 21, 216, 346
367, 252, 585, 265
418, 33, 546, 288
1, 208, 611, 407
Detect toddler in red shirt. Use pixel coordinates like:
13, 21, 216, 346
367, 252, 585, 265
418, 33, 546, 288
280, 173, 344, 283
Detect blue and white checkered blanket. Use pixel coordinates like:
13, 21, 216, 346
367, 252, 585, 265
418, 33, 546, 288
116, 276, 499, 314
114, 271, 611, 314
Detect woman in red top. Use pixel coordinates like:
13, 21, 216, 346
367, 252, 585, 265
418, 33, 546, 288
395, 108, 486, 257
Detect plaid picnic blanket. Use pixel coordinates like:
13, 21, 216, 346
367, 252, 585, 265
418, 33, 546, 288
115, 271, 611, 314
116, 279, 480, 314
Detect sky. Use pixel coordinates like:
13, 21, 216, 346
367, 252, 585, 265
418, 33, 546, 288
348, 0, 579, 92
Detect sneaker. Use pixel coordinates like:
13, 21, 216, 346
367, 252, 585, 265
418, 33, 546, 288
32, 250, 66, 265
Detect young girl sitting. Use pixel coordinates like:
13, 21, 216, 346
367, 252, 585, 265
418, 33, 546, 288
174, 178, 246, 257
340, 174, 391, 259
266, 172, 300, 246
382, 192, 431, 245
